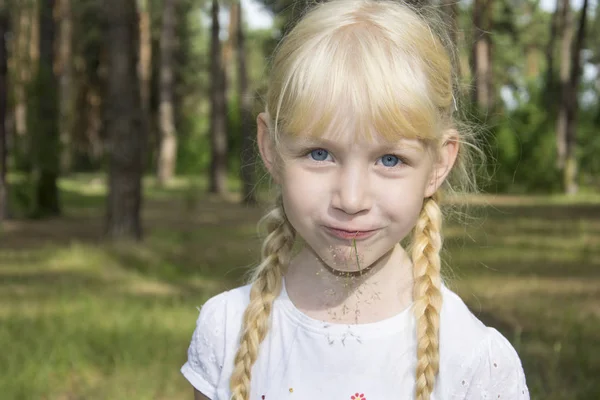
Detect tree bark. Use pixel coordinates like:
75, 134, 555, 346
138, 0, 152, 175
0, 0, 8, 222
32, 0, 60, 217
545, 0, 561, 96
209, 0, 228, 195
58, 0, 73, 174
235, 1, 256, 205
105, 0, 144, 239
562, 0, 589, 194
13, 1, 33, 138
471, 0, 494, 111
157, 0, 177, 185
73, 74, 104, 164
224, 1, 237, 100
29, 1, 39, 67
555, 0, 573, 173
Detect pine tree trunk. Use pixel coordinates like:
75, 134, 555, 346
138, 0, 152, 175
471, 0, 494, 111
58, 0, 73, 174
235, 1, 255, 205
105, 0, 144, 240
209, 0, 228, 195
555, 0, 573, 172
29, 2, 39, 67
157, 0, 177, 186
563, 0, 589, 194
33, 0, 60, 217
224, 1, 237, 100
14, 2, 33, 138
545, 0, 560, 98
0, 0, 8, 222
73, 74, 104, 164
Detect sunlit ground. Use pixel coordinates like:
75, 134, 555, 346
1, 175, 599, 399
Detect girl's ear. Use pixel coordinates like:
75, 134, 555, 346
257, 112, 279, 183
424, 129, 460, 198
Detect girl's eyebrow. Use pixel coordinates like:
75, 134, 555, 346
290, 136, 425, 154
295, 137, 336, 147
363, 140, 427, 156
289, 137, 343, 152
385, 141, 426, 154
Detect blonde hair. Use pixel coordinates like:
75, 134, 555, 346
230, 1, 479, 399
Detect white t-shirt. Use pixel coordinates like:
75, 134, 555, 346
181, 282, 529, 400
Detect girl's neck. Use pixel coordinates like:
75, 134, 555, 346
284, 244, 414, 324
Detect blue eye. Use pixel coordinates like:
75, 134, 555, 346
310, 149, 330, 161
380, 154, 401, 167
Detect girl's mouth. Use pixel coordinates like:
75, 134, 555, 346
324, 227, 380, 240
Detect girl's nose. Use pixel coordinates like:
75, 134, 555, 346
331, 165, 372, 215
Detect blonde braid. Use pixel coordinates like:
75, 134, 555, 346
412, 196, 443, 400
229, 197, 295, 400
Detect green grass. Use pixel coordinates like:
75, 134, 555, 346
1, 175, 599, 399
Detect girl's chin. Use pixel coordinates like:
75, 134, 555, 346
316, 243, 398, 271
318, 248, 373, 271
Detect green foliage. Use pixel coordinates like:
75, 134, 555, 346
459, 0, 600, 193
177, 110, 211, 174
174, 17, 274, 177
491, 99, 562, 193
6, 174, 35, 217
578, 106, 600, 190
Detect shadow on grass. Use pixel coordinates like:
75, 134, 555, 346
447, 256, 600, 279
481, 203, 600, 221
0, 270, 110, 292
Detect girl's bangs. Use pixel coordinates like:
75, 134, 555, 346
274, 23, 443, 144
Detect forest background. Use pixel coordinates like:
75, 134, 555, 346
0, 0, 599, 399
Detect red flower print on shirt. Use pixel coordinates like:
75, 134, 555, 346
351, 393, 366, 400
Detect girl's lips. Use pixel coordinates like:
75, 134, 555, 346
324, 227, 380, 240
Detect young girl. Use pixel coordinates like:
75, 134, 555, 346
181, 1, 529, 399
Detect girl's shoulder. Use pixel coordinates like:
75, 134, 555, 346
194, 284, 253, 329
440, 285, 489, 343
181, 285, 253, 398
439, 284, 519, 356
439, 285, 530, 399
